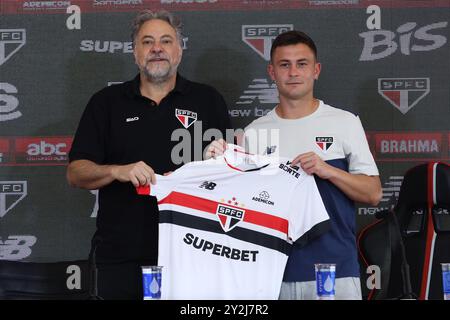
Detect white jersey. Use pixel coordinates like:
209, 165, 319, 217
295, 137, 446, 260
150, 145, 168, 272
137, 145, 330, 299
243, 100, 379, 176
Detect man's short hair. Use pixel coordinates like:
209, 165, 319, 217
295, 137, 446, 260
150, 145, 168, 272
131, 10, 183, 47
270, 30, 318, 62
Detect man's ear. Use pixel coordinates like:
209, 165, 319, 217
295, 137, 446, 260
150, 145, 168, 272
267, 63, 275, 81
314, 62, 321, 80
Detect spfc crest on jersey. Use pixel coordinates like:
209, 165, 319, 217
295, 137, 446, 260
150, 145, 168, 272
316, 137, 333, 152
175, 109, 197, 128
378, 78, 430, 114
216, 201, 245, 232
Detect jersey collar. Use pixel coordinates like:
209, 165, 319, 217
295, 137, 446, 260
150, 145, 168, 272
222, 144, 271, 172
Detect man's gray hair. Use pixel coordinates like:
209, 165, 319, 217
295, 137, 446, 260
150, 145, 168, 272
131, 10, 183, 47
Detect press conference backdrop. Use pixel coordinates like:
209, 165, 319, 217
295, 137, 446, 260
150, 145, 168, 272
0, 1, 448, 265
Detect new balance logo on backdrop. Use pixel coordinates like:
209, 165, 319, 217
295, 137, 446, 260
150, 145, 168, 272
0, 82, 22, 121
0, 29, 26, 66
0, 181, 27, 218
378, 78, 430, 114
358, 176, 403, 215
22, 1, 71, 10
0, 235, 37, 260
242, 25, 293, 61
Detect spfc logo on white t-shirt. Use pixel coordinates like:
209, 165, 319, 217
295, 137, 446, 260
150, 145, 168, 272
175, 109, 197, 128
315, 137, 334, 153
216, 202, 245, 232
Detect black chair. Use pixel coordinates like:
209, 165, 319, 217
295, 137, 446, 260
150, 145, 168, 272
0, 259, 90, 300
358, 161, 450, 300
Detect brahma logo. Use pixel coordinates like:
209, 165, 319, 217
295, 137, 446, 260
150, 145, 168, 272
242, 25, 293, 61
315, 137, 334, 153
15, 137, 72, 164
216, 197, 245, 232
175, 109, 197, 128
0, 29, 26, 66
0, 181, 27, 218
378, 78, 430, 114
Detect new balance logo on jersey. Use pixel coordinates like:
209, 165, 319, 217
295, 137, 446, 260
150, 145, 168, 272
252, 191, 274, 206
316, 137, 334, 152
0, 235, 36, 260
175, 109, 197, 129
0, 181, 27, 218
199, 181, 216, 190
378, 78, 430, 114
216, 204, 245, 232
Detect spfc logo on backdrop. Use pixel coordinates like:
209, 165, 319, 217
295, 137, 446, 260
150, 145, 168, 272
216, 201, 245, 232
175, 109, 197, 128
378, 78, 430, 114
0, 29, 26, 66
0, 181, 27, 218
242, 25, 293, 61
316, 137, 333, 152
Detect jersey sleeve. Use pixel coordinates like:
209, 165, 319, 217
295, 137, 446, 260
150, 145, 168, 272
343, 115, 379, 176
287, 174, 331, 248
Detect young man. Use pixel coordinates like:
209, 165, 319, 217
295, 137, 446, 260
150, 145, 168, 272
245, 30, 382, 299
207, 30, 381, 299
67, 10, 231, 299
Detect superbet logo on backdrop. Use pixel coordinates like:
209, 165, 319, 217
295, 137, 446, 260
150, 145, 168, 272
14, 137, 72, 164
242, 25, 293, 61
378, 78, 430, 114
0, 29, 26, 66
359, 21, 447, 61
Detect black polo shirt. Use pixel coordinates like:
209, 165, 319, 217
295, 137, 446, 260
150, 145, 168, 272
69, 74, 231, 263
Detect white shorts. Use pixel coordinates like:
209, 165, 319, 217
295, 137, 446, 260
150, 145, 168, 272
279, 277, 362, 300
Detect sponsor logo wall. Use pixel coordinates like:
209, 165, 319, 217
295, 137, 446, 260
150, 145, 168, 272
0, 3, 448, 263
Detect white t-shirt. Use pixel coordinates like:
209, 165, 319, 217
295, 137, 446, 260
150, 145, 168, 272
137, 145, 330, 299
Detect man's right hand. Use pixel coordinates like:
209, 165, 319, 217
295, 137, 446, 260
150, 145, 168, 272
111, 161, 156, 187
204, 139, 228, 159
